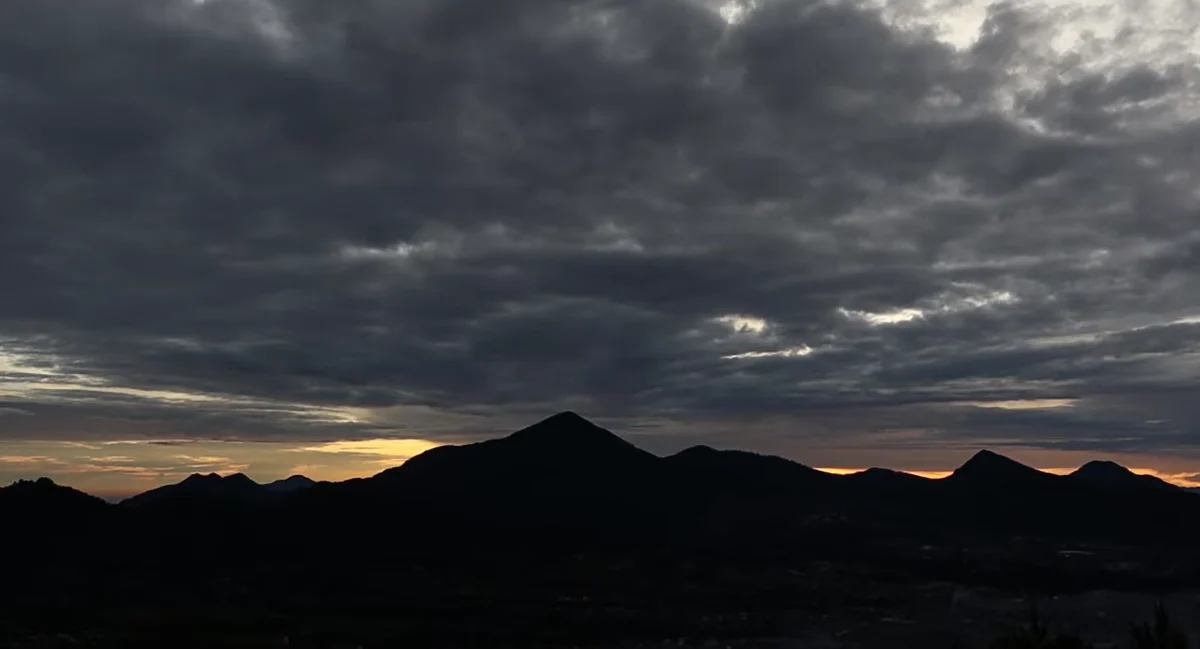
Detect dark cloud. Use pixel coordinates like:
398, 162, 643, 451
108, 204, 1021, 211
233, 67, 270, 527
1, 0, 1199, 457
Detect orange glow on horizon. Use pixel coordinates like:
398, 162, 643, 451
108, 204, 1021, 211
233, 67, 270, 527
817, 466, 1200, 487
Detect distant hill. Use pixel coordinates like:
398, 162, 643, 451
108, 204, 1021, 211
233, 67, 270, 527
122, 472, 265, 507
1068, 460, 1178, 492
947, 449, 1060, 486
0, 478, 111, 533
264, 475, 316, 493
839, 466, 935, 492
0, 477, 109, 512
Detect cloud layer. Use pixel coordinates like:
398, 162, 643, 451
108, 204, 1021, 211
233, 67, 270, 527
2, 0, 1200, 459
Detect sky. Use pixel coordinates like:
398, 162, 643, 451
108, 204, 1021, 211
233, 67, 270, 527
3, 0, 1200, 499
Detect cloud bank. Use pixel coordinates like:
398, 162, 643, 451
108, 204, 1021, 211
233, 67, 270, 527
2, 0, 1200, 458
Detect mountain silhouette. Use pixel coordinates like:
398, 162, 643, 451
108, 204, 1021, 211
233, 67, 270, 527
264, 475, 316, 493
948, 449, 1055, 484
372, 411, 657, 488
123, 472, 265, 507
0, 477, 108, 515
9, 413, 1200, 649
1068, 460, 1177, 491
349, 412, 665, 537
840, 466, 934, 490
8, 412, 1200, 550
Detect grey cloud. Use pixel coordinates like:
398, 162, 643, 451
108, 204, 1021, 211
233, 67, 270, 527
0, 0, 1198, 457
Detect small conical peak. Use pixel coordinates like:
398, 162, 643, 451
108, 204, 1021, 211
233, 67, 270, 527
510, 411, 608, 441
502, 411, 649, 459
223, 473, 259, 486
952, 449, 1040, 478
542, 411, 592, 426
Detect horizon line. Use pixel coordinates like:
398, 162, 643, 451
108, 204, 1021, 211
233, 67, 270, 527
15, 463, 1200, 502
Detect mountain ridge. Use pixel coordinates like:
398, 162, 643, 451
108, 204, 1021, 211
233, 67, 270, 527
5, 412, 1198, 546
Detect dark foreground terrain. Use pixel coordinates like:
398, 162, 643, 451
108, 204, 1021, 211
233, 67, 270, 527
5, 413, 1200, 648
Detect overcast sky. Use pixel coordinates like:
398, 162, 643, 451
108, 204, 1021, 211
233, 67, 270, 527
3, 0, 1200, 497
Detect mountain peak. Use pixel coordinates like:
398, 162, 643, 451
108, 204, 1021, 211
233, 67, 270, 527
0, 478, 109, 516
547, 410, 589, 423
1070, 460, 1175, 491
182, 472, 222, 484
6, 477, 61, 491
523, 411, 594, 431
374, 411, 656, 487
125, 471, 264, 507
265, 475, 316, 493
951, 449, 1045, 480
180, 472, 258, 486
1073, 460, 1134, 480
224, 473, 259, 487
507, 411, 630, 449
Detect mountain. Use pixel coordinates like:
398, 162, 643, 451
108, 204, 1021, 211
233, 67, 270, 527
947, 449, 1057, 485
11, 412, 1200, 550
840, 467, 934, 490
122, 472, 264, 507
349, 412, 666, 536
265, 475, 316, 493
0, 477, 110, 518
1067, 460, 1178, 492
372, 411, 658, 488
10, 414, 1200, 648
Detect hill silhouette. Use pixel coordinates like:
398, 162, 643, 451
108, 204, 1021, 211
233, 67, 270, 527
0, 477, 108, 519
123, 472, 266, 507
1069, 460, 1177, 492
5, 412, 1200, 549
948, 449, 1058, 485
264, 475, 316, 493
372, 410, 658, 488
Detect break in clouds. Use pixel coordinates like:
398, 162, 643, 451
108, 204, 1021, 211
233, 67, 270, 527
1, 0, 1200, 455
